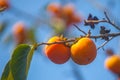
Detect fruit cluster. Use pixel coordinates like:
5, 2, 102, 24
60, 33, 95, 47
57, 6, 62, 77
44, 36, 97, 65
47, 2, 82, 27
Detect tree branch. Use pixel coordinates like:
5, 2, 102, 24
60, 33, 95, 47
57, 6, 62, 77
88, 32, 120, 38
37, 32, 120, 50
104, 11, 120, 30
37, 39, 75, 47
73, 24, 87, 35
97, 37, 114, 50
84, 12, 120, 30
84, 20, 107, 23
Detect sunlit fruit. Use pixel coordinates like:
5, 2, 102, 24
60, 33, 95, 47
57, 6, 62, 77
71, 37, 97, 65
104, 55, 120, 74
13, 22, 26, 44
47, 2, 61, 17
44, 36, 71, 64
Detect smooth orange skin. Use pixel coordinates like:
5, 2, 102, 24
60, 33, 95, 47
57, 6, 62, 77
47, 3, 61, 17
0, 0, 9, 9
44, 36, 71, 64
13, 22, 26, 44
104, 55, 120, 74
71, 38, 97, 65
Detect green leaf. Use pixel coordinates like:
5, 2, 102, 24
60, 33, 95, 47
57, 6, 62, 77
27, 28, 36, 43
1, 44, 36, 80
1, 61, 14, 80
10, 44, 36, 80
26, 44, 37, 75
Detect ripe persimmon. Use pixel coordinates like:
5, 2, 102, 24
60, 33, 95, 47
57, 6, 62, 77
0, 0, 9, 10
44, 36, 71, 64
47, 2, 61, 17
13, 22, 26, 44
62, 3, 74, 17
66, 14, 82, 26
104, 55, 120, 74
71, 37, 97, 65
72, 13, 82, 23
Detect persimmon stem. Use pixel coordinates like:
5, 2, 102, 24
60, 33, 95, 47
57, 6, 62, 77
37, 39, 75, 47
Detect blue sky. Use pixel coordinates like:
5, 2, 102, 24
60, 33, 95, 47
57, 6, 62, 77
0, 0, 120, 80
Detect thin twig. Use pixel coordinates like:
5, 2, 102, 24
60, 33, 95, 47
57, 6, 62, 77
97, 37, 114, 50
37, 39, 75, 47
82, 32, 120, 38
104, 11, 111, 22
104, 11, 120, 30
37, 32, 120, 48
84, 20, 107, 23
85, 19, 120, 31
73, 24, 87, 35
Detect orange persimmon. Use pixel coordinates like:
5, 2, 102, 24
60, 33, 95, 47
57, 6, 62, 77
104, 55, 120, 74
62, 3, 74, 17
13, 22, 26, 44
0, 0, 9, 10
47, 2, 61, 17
44, 36, 71, 64
71, 37, 97, 65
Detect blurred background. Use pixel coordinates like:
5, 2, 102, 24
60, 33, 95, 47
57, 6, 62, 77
0, 0, 120, 80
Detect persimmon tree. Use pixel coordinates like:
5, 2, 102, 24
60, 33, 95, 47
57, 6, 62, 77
0, 0, 120, 80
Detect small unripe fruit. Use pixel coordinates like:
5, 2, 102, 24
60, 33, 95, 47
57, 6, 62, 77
71, 37, 97, 65
44, 36, 71, 64
104, 55, 120, 74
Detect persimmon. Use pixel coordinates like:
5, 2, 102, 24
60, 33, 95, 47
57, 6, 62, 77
0, 0, 9, 10
66, 14, 82, 26
72, 13, 82, 23
13, 22, 26, 44
71, 37, 97, 65
104, 55, 120, 74
47, 2, 61, 17
62, 3, 74, 17
44, 36, 71, 64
